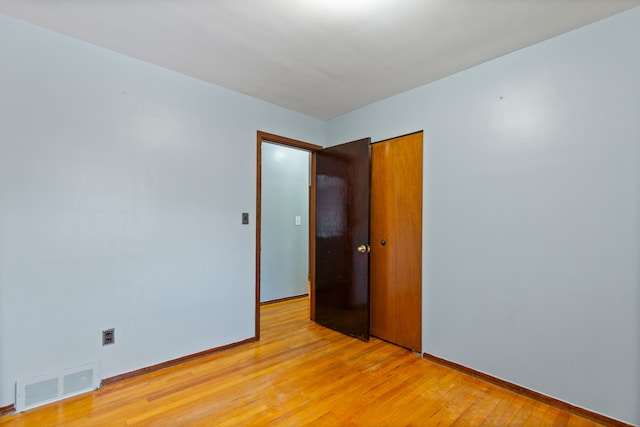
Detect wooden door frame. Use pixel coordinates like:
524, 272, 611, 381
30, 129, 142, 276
255, 131, 322, 339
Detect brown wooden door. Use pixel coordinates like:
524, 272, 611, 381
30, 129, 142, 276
314, 138, 371, 341
370, 132, 422, 351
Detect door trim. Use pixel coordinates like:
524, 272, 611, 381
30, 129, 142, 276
255, 131, 322, 339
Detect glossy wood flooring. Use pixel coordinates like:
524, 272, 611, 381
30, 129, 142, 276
1, 298, 604, 426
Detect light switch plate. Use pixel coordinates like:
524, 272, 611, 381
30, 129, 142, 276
295, 216, 301, 226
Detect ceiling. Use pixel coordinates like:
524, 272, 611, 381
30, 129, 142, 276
1, 1, 639, 120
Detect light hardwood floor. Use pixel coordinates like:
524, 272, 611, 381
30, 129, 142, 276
1, 297, 604, 426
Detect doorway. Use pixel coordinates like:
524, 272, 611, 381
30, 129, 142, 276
255, 130, 423, 350
260, 142, 310, 303
255, 131, 322, 339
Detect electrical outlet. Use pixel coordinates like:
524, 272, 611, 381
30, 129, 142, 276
102, 328, 115, 346
242, 212, 249, 225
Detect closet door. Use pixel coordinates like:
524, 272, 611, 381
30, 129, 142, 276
370, 132, 422, 351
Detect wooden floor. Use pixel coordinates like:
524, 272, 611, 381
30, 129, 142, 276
1, 297, 604, 426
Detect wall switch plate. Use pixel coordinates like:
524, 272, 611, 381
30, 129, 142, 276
102, 328, 115, 346
242, 212, 249, 225
295, 216, 301, 226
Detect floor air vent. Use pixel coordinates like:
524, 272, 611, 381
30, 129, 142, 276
16, 363, 100, 411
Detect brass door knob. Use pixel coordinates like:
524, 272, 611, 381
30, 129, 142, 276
357, 245, 370, 253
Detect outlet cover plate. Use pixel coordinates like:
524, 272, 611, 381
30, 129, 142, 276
102, 328, 115, 346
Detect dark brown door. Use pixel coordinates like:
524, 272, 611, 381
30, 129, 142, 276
370, 132, 422, 351
314, 138, 371, 341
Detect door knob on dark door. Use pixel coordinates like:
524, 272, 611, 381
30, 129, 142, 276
381, 239, 386, 246
357, 244, 370, 253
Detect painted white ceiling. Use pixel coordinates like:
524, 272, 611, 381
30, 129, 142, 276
1, 1, 639, 119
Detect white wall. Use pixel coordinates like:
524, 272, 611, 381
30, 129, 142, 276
0, 14, 324, 407
260, 143, 309, 303
327, 7, 640, 425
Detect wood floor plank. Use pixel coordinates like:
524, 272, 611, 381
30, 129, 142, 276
0, 298, 608, 426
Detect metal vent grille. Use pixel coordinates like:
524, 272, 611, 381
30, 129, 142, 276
16, 363, 100, 411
